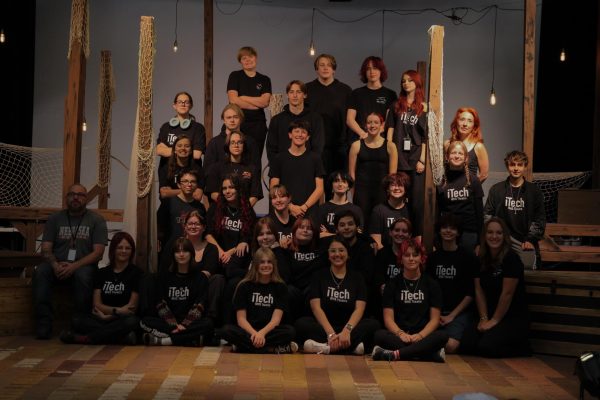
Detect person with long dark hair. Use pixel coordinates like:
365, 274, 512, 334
140, 238, 214, 346
347, 56, 397, 142
60, 231, 142, 345
460, 218, 530, 358
372, 239, 448, 362
446, 107, 489, 182
219, 248, 297, 353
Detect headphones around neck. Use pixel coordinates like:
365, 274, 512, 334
169, 116, 194, 129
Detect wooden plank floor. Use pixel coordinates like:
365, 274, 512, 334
0, 336, 580, 399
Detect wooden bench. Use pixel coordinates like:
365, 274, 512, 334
539, 223, 600, 264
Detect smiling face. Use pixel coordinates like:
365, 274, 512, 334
173, 93, 192, 117
221, 179, 238, 204
288, 127, 309, 147
257, 224, 276, 248
184, 215, 205, 239
401, 246, 422, 272
336, 215, 357, 241
387, 182, 405, 200
257, 256, 274, 277
439, 225, 459, 243
174, 137, 191, 159
270, 191, 291, 212
447, 143, 466, 170
485, 221, 505, 251
390, 221, 411, 245
457, 111, 475, 137
507, 160, 526, 181
328, 240, 348, 268
295, 220, 314, 243
240, 54, 257, 71
365, 113, 383, 136
178, 173, 198, 196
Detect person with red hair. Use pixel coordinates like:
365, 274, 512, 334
386, 70, 428, 236
446, 107, 489, 182
346, 56, 397, 142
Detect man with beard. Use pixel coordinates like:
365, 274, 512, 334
33, 184, 108, 339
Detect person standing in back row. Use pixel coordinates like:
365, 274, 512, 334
227, 46, 272, 159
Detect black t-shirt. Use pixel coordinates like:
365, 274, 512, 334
159, 270, 209, 322
382, 274, 442, 333
157, 120, 206, 169
233, 280, 289, 329
437, 170, 484, 233
368, 202, 411, 246
477, 250, 527, 319
94, 264, 142, 308
269, 212, 296, 245
269, 150, 325, 209
194, 242, 221, 276
205, 161, 263, 200
227, 70, 272, 122
348, 86, 397, 137
426, 247, 476, 313
203, 127, 261, 174
386, 108, 428, 171
286, 245, 324, 290
309, 268, 367, 328
317, 201, 364, 233
157, 196, 206, 243
206, 203, 255, 251
158, 159, 204, 190
374, 246, 402, 288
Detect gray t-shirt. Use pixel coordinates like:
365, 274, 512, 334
42, 209, 108, 264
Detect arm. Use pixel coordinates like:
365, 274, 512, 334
239, 93, 271, 109
57, 243, 105, 280
156, 143, 172, 158
480, 277, 518, 331
411, 307, 441, 342
526, 185, 547, 243
440, 296, 473, 325
303, 177, 324, 209
415, 144, 427, 174
473, 278, 489, 331
370, 234, 383, 250
346, 108, 367, 139
309, 298, 340, 351
474, 142, 489, 183
337, 300, 366, 349
160, 187, 181, 199
387, 141, 398, 173
348, 141, 359, 183
227, 90, 258, 109
382, 307, 411, 344
193, 149, 202, 161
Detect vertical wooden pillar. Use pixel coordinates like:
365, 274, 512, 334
204, 0, 214, 142
593, 1, 600, 189
424, 26, 444, 253
63, 43, 86, 205
523, 0, 536, 180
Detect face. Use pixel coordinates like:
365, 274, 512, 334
174, 138, 191, 158
173, 94, 192, 115
221, 179, 237, 203
336, 216, 357, 240
271, 192, 290, 211
295, 220, 314, 243
457, 112, 475, 136
185, 216, 205, 238
174, 248, 192, 265
401, 74, 416, 94
387, 182, 405, 199
366, 114, 382, 136
257, 224, 276, 248
240, 54, 257, 70
507, 160, 526, 180
439, 225, 458, 243
447, 145, 466, 169
287, 83, 306, 107
328, 241, 348, 267
288, 128, 309, 147
178, 173, 198, 195
332, 175, 349, 195
316, 57, 335, 81
485, 221, 505, 250
401, 247, 422, 272
366, 61, 381, 83
390, 222, 411, 244
115, 239, 133, 264
66, 185, 87, 213
257, 256, 274, 277
222, 108, 241, 131
228, 133, 244, 157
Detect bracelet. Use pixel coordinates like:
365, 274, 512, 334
480, 315, 488, 321
395, 329, 404, 336
328, 333, 336, 339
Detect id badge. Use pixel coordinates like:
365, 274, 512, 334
403, 138, 411, 151
67, 249, 76, 262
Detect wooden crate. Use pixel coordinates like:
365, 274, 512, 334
525, 270, 600, 356
539, 223, 600, 264
558, 189, 600, 225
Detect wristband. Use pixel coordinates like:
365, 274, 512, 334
345, 323, 353, 332
328, 333, 336, 339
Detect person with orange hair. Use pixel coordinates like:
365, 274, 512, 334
445, 107, 489, 183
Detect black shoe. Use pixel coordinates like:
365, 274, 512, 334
123, 331, 137, 346
36, 324, 52, 340
59, 330, 75, 344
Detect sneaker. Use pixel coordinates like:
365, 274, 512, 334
142, 332, 160, 346
303, 339, 330, 354
274, 341, 299, 354
371, 345, 397, 361
230, 344, 237, 353
353, 342, 365, 356
431, 348, 446, 363
59, 330, 75, 344
123, 331, 137, 346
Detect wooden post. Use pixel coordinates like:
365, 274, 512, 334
62, 43, 86, 206
204, 0, 214, 143
593, 1, 600, 189
523, 0, 536, 180
424, 27, 444, 253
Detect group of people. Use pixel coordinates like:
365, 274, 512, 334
32, 47, 547, 363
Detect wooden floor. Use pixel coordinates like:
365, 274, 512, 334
0, 336, 580, 399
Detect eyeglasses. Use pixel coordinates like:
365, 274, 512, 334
67, 192, 87, 198
230, 140, 244, 146
176, 100, 191, 105
186, 222, 202, 227
180, 180, 197, 185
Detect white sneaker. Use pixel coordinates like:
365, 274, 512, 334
432, 348, 446, 363
371, 345, 384, 358
353, 342, 365, 355
303, 339, 330, 354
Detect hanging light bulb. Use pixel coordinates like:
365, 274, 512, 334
0, 29, 5, 43
309, 41, 315, 57
173, 40, 178, 53
82, 118, 87, 132
489, 89, 497, 106
559, 48, 566, 62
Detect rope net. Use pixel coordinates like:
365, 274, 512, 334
67, 0, 90, 59
268, 93, 285, 118
97, 51, 115, 189
533, 171, 591, 223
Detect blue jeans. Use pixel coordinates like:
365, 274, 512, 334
32, 262, 95, 328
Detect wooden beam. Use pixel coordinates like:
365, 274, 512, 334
523, 0, 536, 180
424, 26, 444, 253
204, 0, 214, 143
136, 195, 150, 271
0, 206, 123, 222
593, 1, 600, 188
87, 185, 109, 209
62, 42, 86, 205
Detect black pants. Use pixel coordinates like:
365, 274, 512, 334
241, 119, 267, 160
373, 329, 449, 360
207, 274, 225, 326
219, 323, 295, 353
72, 313, 140, 344
140, 316, 214, 346
460, 315, 530, 358
402, 168, 424, 236
294, 316, 380, 353
287, 284, 311, 322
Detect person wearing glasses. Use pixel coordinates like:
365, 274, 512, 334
33, 184, 108, 339
156, 91, 206, 169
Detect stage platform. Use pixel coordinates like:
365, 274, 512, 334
0, 336, 580, 399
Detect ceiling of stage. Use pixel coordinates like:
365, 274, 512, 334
214, 0, 517, 10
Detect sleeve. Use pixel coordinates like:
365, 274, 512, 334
417, 112, 428, 142
266, 116, 280, 166
472, 177, 484, 240
274, 282, 290, 313
483, 184, 499, 221
193, 123, 206, 153
201, 244, 220, 275
384, 108, 396, 132
348, 89, 359, 111
261, 74, 272, 94
226, 71, 239, 92
232, 281, 248, 311
205, 204, 217, 237
93, 267, 103, 290
242, 209, 257, 243
428, 278, 443, 309
156, 199, 170, 242
307, 273, 322, 300
275, 249, 291, 283
158, 164, 170, 188
181, 274, 208, 327
526, 184, 546, 243
462, 252, 477, 297
502, 252, 524, 279
157, 300, 178, 326
91, 214, 108, 246
246, 136, 262, 169
156, 123, 169, 145
374, 250, 387, 288
313, 153, 326, 178
268, 154, 281, 179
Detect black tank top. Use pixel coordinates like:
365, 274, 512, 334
356, 139, 389, 188
467, 147, 479, 176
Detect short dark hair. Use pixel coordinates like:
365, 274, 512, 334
286, 80, 307, 94
314, 54, 337, 71
504, 150, 529, 167
327, 170, 354, 190
334, 209, 359, 228
288, 120, 311, 134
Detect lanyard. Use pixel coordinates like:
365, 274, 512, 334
66, 210, 86, 248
